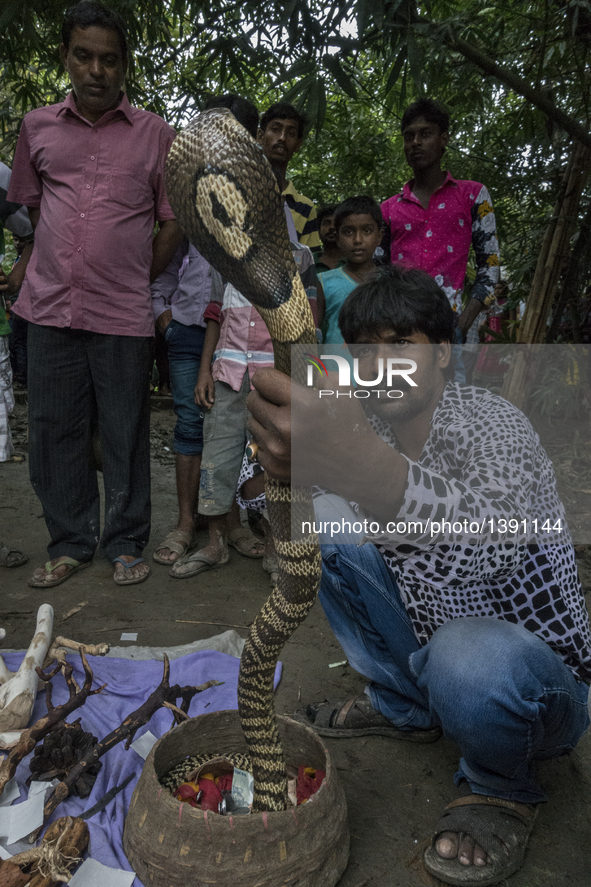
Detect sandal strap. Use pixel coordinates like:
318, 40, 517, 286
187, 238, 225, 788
435, 795, 537, 862
333, 696, 358, 727
113, 557, 144, 569
445, 794, 536, 824
45, 557, 83, 573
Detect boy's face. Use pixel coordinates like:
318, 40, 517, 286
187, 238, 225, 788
402, 115, 449, 172
337, 213, 382, 266
13, 235, 27, 255
258, 117, 302, 166
319, 214, 337, 246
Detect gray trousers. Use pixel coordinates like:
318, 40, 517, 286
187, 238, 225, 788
27, 323, 153, 563
198, 374, 250, 516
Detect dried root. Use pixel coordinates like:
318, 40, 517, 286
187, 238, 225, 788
10, 816, 89, 886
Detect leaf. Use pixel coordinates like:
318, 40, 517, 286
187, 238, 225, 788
385, 47, 407, 94
310, 77, 327, 131
273, 57, 317, 88
323, 55, 357, 98
281, 73, 316, 106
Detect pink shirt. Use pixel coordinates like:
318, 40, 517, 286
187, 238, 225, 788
381, 173, 499, 314
204, 243, 319, 392
7, 92, 176, 337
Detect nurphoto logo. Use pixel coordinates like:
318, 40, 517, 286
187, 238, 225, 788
304, 353, 418, 398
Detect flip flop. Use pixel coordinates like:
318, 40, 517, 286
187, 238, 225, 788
227, 527, 264, 559
113, 556, 150, 586
423, 794, 538, 886
0, 544, 28, 569
297, 694, 442, 741
153, 528, 196, 564
169, 548, 227, 579
28, 557, 91, 588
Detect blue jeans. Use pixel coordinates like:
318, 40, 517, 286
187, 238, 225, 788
165, 320, 206, 456
319, 543, 590, 803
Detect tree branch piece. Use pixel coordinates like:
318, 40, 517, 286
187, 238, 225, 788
430, 19, 591, 150
40, 656, 222, 828
0, 651, 104, 797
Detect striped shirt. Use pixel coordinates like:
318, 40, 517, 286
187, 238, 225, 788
282, 180, 321, 249
204, 242, 319, 392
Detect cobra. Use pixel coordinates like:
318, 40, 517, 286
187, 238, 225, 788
165, 108, 322, 812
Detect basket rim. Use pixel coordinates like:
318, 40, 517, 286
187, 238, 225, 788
139, 709, 335, 825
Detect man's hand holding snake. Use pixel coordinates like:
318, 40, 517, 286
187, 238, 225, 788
247, 368, 409, 525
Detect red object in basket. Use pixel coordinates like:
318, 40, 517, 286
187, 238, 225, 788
197, 777, 224, 812
296, 766, 325, 805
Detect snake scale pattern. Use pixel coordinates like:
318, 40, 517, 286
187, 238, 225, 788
166, 109, 322, 812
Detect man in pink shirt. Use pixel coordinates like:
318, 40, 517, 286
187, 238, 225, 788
381, 99, 500, 343
7, 0, 182, 587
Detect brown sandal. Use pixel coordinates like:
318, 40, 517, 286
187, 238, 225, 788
227, 527, 264, 558
153, 528, 196, 564
298, 694, 442, 741
423, 794, 538, 885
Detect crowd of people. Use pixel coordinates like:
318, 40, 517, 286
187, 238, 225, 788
1, 2, 589, 886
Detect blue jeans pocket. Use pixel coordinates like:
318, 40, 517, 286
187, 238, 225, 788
164, 320, 176, 342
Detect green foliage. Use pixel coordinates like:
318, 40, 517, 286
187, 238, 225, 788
1, 0, 590, 331
528, 346, 591, 425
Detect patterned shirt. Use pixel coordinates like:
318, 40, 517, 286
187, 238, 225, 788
204, 242, 319, 392
381, 173, 500, 314
238, 382, 591, 682
282, 180, 321, 250
366, 384, 591, 681
0, 163, 33, 337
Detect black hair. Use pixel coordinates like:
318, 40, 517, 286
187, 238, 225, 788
338, 265, 455, 348
259, 102, 307, 139
401, 98, 449, 134
334, 196, 383, 233
317, 204, 337, 224
204, 94, 259, 139
62, 1, 128, 61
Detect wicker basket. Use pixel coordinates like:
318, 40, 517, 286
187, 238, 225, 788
123, 710, 350, 886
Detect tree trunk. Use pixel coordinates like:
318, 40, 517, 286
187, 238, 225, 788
546, 199, 591, 342
501, 142, 591, 407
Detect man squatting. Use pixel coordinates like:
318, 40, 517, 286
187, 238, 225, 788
241, 265, 591, 886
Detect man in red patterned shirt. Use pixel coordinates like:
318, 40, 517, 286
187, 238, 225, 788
381, 99, 499, 343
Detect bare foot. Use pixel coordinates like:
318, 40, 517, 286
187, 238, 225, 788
435, 832, 490, 867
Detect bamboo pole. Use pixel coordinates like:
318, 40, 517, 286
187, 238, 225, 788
501, 142, 591, 407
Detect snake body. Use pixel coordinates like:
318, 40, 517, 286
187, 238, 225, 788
165, 109, 322, 812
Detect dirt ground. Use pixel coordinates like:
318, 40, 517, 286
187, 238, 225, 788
2, 397, 591, 886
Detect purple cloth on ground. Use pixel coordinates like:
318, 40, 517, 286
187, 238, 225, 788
0, 649, 281, 884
